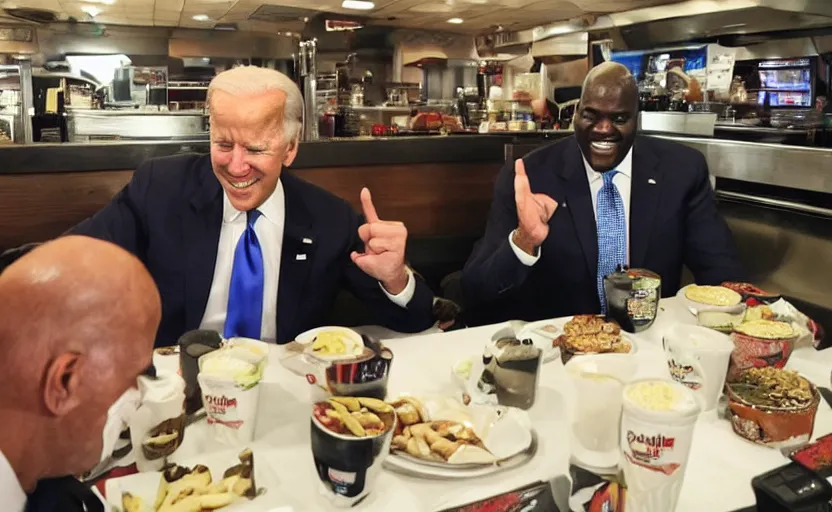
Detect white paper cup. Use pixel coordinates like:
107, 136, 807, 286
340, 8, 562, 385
198, 373, 261, 445
197, 338, 268, 446
620, 379, 700, 512
662, 324, 734, 411
130, 371, 186, 472
565, 354, 638, 470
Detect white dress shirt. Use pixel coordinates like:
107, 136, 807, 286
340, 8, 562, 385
200, 181, 415, 341
0, 449, 26, 512
511, 147, 633, 266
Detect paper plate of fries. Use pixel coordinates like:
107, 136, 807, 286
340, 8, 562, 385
106, 448, 280, 511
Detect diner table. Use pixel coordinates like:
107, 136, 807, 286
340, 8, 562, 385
106, 296, 832, 512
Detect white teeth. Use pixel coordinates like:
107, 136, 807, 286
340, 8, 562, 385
229, 177, 258, 189
591, 141, 616, 150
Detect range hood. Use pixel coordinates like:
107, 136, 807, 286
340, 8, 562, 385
482, 0, 832, 57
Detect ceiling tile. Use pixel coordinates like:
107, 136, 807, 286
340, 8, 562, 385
6, 0, 689, 34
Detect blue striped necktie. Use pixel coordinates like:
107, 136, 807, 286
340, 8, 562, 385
596, 170, 627, 313
224, 209, 264, 339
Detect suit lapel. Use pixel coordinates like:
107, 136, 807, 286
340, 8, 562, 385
184, 158, 223, 331
557, 138, 598, 278
629, 137, 662, 268
276, 173, 316, 343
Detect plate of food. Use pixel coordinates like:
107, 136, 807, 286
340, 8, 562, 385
554, 315, 638, 364
383, 395, 535, 478
106, 448, 278, 512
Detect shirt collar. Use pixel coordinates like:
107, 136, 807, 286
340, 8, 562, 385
222, 179, 285, 226
0, 449, 26, 512
581, 146, 634, 183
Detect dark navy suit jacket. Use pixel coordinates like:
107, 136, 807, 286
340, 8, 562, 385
462, 135, 746, 326
68, 154, 435, 346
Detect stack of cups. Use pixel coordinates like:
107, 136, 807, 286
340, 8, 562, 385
620, 380, 700, 512
197, 338, 269, 445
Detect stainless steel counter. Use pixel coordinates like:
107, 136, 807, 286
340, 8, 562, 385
67, 110, 208, 142
654, 136, 832, 195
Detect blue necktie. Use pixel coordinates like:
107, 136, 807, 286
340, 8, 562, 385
224, 210, 264, 340
596, 170, 627, 313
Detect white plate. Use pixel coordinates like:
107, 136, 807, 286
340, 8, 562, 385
515, 320, 563, 363
294, 326, 365, 361
386, 395, 534, 473
384, 430, 537, 479
105, 448, 281, 511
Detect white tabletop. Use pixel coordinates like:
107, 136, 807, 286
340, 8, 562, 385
140, 297, 832, 512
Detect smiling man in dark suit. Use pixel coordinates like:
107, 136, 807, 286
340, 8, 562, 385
462, 62, 745, 325
63, 66, 434, 346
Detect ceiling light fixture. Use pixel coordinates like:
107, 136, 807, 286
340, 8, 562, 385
447, 17, 463, 24
192, 14, 211, 21
342, 0, 375, 10
81, 5, 102, 17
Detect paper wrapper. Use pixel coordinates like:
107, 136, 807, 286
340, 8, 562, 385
568, 465, 626, 512
197, 339, 268, 446
130, 371, 186, 472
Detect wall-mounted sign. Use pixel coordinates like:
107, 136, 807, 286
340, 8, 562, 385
325, 20, 363, 32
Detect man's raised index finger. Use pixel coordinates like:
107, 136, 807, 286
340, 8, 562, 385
514, 158, 527, 177
360, 187, 380, 223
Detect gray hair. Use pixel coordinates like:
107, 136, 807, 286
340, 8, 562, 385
207, 66, 303, 145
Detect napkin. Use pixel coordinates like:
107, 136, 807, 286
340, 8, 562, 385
129, 370, 186, 472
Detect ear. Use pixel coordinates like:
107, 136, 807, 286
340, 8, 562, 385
43, 352, 84, 417
283, 137, 300, 167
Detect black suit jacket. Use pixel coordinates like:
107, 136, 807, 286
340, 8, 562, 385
461, 135, 745, 326
68, 154, 434, 346
25, 476, 104, 512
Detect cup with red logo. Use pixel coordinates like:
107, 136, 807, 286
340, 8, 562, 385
620, 379, 700, 512
197, 338, 268, 445
310, 397, 397, 508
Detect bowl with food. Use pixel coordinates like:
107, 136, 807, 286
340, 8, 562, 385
726, 368, 820, 448
727, 319, 799, 382
678, 285, 744, 316
286, 327, 393, 401
296, 327, 365, 361
310, 397, 397, 508
555, 315, 637, 364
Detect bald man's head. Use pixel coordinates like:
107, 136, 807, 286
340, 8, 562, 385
0, 236, 160, 490
575, 62, 639, 173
